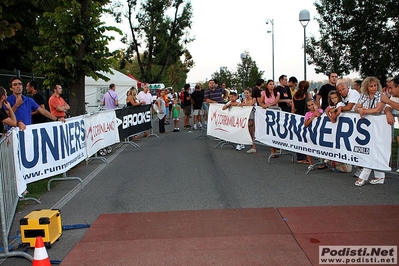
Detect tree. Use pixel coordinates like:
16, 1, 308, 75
0, 1, 21, 40
115, 0, 194, 83
307, 0, 399, 83
236, 51, 264, 91
34, 0, 121, 115
0, 0, 53, 71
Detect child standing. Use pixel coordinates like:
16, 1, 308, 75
156, 89, 166, 134
223, 92, 244, 151
172, 99, 181, 132
304, 99, 323, 170
325, 90, 345, 123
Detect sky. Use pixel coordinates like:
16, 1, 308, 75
106, 0, 359, 84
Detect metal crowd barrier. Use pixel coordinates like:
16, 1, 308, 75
0, 130, 32, 262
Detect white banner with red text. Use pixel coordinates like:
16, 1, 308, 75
207, 103, 253, 145
255, 107, 391, 171
84, 110, 120, 157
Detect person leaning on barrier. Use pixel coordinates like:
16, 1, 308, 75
336, 81, 362, 176
381, 77, 399, 173
126, 86, 146, 107
336, 82, 360, 112
49, 84, 70, 119
5, 77, 65, 130
0, 86, 25, 131
381, 77, 399, 125
26, 80, 49, 124
353, 77, 386, 187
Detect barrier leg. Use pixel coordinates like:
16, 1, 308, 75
19, 192, 41, 204
47, 172, 83, 191
116, 137, 140, 149
86, 152, 107, 164
267, 149, 294, 164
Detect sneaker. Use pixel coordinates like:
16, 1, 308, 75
353, 168, 362, 177
173, 129, 178, 132
236, 144, 243, 151
240, 144, 245, 149
193, 124, 197, 130
199, 122, 202, 128
396, 169, 399, 173
246, 148, 256, 154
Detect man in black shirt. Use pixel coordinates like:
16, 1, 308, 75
191, 84, 204, 130
26, 80, 48, 124
276, 75, 292, 112
316, 72, 338, 111
252, 79, 264, 105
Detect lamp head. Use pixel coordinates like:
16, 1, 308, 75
299, 10, 310, 26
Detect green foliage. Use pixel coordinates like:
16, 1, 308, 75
34, 0, 121, 115
211, 52, 264, 93
116, 0, 194, 84
0, 0, 47, 71
307, 0, 399, 83
236, 51, 264, 91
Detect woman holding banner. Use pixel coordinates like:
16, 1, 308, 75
259, 80, 280, 157
354, 77, 386, 186
241, 88, 257, 153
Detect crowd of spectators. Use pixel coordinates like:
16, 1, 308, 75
2, 75, 399, 188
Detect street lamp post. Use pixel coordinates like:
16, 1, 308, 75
240, 52, 246, 89
266, 19, 275, 82
299, 9, 310, 81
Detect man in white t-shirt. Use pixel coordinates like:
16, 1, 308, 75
137, 84, 153, 105
336, 82, 360, 112
336, 81, 361, 176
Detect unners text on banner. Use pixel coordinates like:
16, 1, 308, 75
13, 116, 88, 185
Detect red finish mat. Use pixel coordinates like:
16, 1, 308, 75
61, 206, 399, 265
278, 205, 399, 265
61, 208, 311, 266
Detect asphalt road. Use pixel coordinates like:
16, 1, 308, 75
2, 120, 399, 265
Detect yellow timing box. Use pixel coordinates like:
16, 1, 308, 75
19, 209, 62, 248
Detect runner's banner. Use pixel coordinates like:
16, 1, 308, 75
255, 107, 391, 171
12, 116, 87, 190
84, 110, 120, 157
207, 103, 253, 145
115, 105, 152, 140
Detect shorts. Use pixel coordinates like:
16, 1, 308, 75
184, 105, 191, 115
173, 117, 180, 121
192, 109, 203, 116
202, 102, 209, 112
